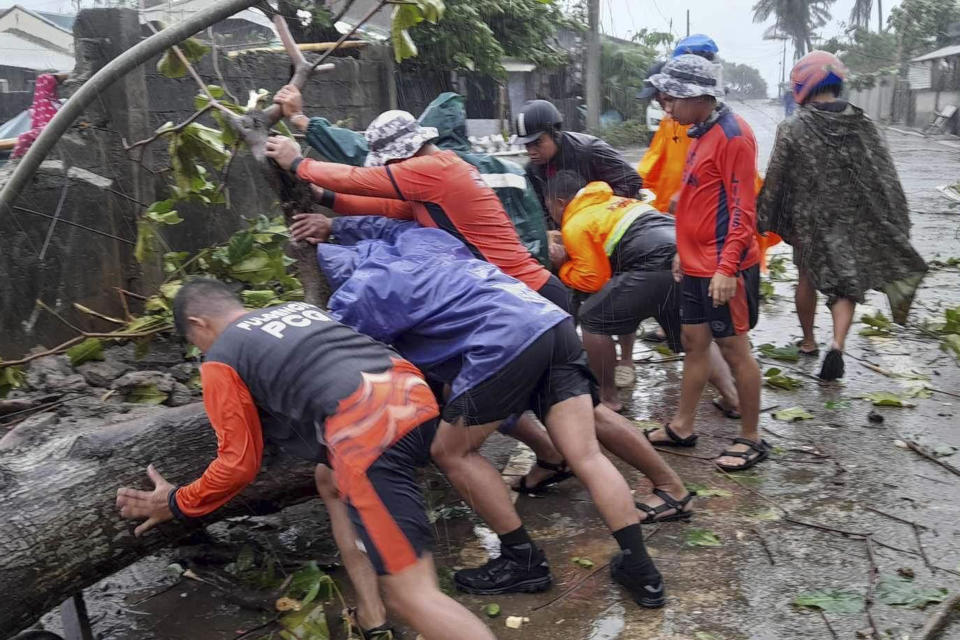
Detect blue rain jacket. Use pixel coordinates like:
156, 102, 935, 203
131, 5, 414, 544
316, 216, 569, 401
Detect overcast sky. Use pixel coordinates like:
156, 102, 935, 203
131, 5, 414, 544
17, 0, 901, 98
604, 0, 903, 97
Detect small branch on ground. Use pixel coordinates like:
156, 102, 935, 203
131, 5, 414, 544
919, 592, 960, 640
903, 440, 960, 478
863, 535, 882, 640
752, 527, 776, 565
0, 325, 172, 368
818, 610, 839, 640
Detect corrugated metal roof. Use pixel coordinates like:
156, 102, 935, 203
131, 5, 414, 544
912, 44, 960, 63
35, 10, 75, 32
0, 30, 73, 70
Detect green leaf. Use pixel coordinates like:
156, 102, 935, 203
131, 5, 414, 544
758, 343, 800, 363
759, 278, 776, 301
685, 528, 722, 547
160, 281, 182, 301
861, 310, 893, 333
66, 338, 104, 367
144, 199, 183, 226
483, 603, 501, 618
825, 399, 852, 410
793, 590, 864, 614
229, 248, 284, 284
942, 334, 960, 360
684, 483, 732, 498
773, 407, 814, 422
163, 251, 190, 274
571, 557, 595, 568
392, 0, 446, 62
135, 220, 159, 264
876, 574, 948, 609
860, 391, 917, 408
750, 507, 781, 521
227, 232, 255, 264
764, 367, 802, 390
144, 296, 170, 314
126, 383, 169, 405
279, 601, 329, 640
933, 444, 958, 457
157, 49, 186, 78
0, 364, 26, 398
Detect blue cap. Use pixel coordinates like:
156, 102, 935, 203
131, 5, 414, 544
673, 34, 719, 59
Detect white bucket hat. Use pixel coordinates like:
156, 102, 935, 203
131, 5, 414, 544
363, 110, 439, 167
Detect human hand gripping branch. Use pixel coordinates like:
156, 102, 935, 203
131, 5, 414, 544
290, 211, 333, 245
264, 135, 303, 171
116, 464, 176, 536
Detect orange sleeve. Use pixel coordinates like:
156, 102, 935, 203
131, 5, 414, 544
717, 135, 760, 277
172, 362, 264, 519
331, 192, 415, 219
638, 124, 667, 187
558, 213, 611, 293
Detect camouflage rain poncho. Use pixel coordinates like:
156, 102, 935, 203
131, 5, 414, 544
757, 102, 928, 323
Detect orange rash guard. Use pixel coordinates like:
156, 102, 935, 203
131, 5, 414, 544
297, 150, 551, 291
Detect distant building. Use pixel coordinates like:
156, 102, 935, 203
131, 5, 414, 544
0, 5, 74, 92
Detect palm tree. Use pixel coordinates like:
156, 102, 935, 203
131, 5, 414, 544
849, 0, 883, 32
752, 0, 836, 59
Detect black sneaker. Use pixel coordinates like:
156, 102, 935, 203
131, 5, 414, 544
454, 544, 553, 595
610, 551, 666, 608
818, 349, 845, 381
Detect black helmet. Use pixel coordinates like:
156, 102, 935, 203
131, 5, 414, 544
637, 60, 666, 100
515, 100, 562, 144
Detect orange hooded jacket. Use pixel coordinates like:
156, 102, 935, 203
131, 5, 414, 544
558, 182, 659, 293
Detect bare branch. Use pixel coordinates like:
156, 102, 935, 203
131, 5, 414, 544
207, 26, 239, 103
123, 105, 214, 159
310, 0, 389, 71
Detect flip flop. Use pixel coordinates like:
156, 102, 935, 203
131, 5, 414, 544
641, 328, 667, 343
712, 398, 742, 419
635, 488, 697, 524
715, 437, 771, 472
644, 423, 699, 447
614, 364, 636, 388
514, 460, 574, 494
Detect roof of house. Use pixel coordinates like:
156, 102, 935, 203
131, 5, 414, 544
0, 30, 73, 71
0, 5, 75, 35
912, 44, 960, 63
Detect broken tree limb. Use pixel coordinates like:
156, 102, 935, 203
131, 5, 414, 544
920, 592, 960, 640
0, 404, 317, 638
0, 0, 264, 216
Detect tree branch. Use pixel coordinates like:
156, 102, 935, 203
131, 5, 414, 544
207, 26, 239, 103
123, 105, 214, 159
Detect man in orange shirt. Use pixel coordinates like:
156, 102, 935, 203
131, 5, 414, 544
116, 281, 496, 640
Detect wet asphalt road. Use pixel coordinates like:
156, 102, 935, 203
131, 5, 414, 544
38, 100, 960, 640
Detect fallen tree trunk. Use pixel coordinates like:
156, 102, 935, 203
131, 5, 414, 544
0, 404, 317, 639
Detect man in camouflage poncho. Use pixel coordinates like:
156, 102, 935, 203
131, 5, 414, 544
758, 51, 927, 380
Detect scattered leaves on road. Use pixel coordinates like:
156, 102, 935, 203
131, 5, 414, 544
126, 383, 169, 405
758, 343, 800, 363
685, 483, 732, 498
876, 574, 948, 609
685, 528, 722, 547
933, 444, 958, 458
859, 311, 894, 337
793, 590, 864, 613
764, 367, 802, 390
773, 407, 814, 422
860, 391, 917, 408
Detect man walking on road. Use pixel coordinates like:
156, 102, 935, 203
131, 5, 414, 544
644, 55, 769, 472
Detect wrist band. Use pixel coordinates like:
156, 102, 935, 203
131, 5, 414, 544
289, 156, 304, 176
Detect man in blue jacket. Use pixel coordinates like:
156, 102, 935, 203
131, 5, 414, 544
311, 215, 668, 608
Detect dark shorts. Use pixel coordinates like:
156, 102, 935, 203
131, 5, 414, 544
442, 320, 598, 425
346, 419, 438, 576
578, 269, 683, 353
535, 273, 573, 313
680, 265, 760, 338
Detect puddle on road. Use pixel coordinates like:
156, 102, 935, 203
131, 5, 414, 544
585, 602, 625, 640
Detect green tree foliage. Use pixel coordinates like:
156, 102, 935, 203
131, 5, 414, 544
600, 38, 661, 119
752, 0, 836, 59
722, 60, 769, 99
821, 28, 898, 75
888, 0, 960, 63
401, 0, 577, 76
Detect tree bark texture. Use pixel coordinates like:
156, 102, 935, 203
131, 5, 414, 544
0, 405, 317, 638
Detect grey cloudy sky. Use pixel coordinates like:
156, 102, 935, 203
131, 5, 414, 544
604, 0, 903, 96
17, 0, 901, 97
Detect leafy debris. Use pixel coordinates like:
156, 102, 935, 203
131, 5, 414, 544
860, 391, 917, 408
685, 528, 722, 547
773, 407, 814, 422
793, 590, 864, 613
876, 574, 948, 609
758, 343, 800, 363
764, 367, 802, 390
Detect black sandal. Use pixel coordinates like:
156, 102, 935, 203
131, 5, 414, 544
346, 608, 402, 639
712, 398, 742, 419
644, 423, 699, 448
715, 437, 771, 472
514, 459, 574, 494
635, 488, 696, 524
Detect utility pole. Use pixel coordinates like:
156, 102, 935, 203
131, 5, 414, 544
877, 0, 883, 32
686, 9, 690, 38
585, 0, 601, 131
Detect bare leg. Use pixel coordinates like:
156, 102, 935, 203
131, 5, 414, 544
593, 405, 684, 493
380, 554, 496, 640
707, 342, 739, 412
617, 333, 637, 368
583, 330, 622, 411
830, 297, 855, 351
314, 465, 386, 631
507, 412, 565, 490
543, 395, 638, 531
714, 334, 763, 468
651, 324, 713, 441
430, 420, 521, 534
795, 272, 818, 352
